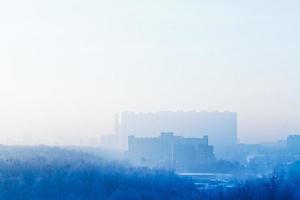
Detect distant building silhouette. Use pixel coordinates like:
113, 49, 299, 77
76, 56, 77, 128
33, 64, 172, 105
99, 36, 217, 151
101, 114, 120, 149
287, 135, 300, 155
128, 132, 215, 171
101, 134, 117, 149
117, 111, 237, 158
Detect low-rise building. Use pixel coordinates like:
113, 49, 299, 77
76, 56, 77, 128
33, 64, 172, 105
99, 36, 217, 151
287, 135, 300, 155
128, 132, 215, 171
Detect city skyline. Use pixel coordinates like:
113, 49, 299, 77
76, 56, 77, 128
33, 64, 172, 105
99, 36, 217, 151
1, 1, 300, 199
1, 0, 300, 145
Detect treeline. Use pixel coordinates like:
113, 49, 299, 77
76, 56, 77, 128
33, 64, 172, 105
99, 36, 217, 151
0, 146, 299, 200
0, 146, 199, 200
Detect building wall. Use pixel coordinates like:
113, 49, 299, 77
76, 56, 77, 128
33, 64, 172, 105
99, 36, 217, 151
287, 135, 300, 155
128, 132, 215, 171
120, 111, 237, 158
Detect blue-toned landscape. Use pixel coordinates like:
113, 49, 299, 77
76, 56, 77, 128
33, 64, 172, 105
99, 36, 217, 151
1, 0, 300, 199
0, 146, 299, 200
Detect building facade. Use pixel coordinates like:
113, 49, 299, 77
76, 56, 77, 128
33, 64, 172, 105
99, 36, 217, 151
117, 111, 237, 158
128, 132, 215, 171
287, 135, 300, 155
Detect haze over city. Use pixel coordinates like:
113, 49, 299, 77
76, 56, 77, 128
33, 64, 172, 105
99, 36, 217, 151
1, 0, 300, 145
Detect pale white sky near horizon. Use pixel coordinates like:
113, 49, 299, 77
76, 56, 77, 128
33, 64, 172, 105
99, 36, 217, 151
0, 0, 300, 145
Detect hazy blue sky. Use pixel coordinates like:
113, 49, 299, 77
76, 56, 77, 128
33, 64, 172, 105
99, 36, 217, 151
0, 0, 300, 145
